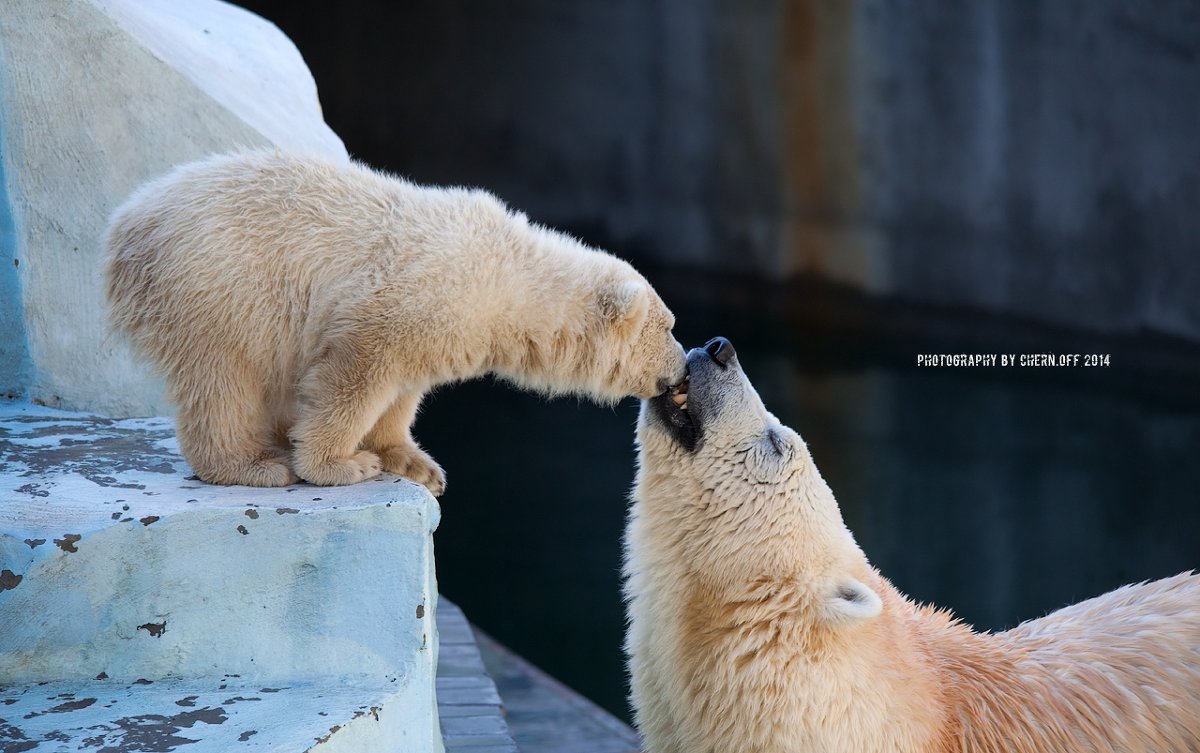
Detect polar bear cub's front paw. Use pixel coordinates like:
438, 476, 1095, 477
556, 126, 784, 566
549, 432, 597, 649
377, 445, 447, 497
295, 450, 383, 486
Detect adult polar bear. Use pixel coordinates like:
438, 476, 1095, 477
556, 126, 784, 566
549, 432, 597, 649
105, 151, 685, 491
626, 338, 1200, 753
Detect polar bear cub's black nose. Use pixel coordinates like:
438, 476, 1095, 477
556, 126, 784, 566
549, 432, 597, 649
704, 337, 736, 368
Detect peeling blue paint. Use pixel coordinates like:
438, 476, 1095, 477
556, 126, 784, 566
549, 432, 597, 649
0, 96, 33, 400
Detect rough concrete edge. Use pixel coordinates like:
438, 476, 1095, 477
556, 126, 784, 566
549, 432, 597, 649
0, 65, 33, 400
88, 0, 345, 158
424, 519, 445, 753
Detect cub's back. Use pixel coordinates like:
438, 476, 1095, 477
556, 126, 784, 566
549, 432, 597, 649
106, 153, 414, 365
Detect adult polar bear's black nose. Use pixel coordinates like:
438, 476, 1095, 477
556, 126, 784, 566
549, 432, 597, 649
704, 337, 736, 368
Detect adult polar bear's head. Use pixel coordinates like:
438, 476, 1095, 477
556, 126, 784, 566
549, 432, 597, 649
633, 338, 882, 625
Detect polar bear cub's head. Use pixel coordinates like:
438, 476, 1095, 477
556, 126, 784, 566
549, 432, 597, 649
590, 278, 688, 401
632, 337, 881, 624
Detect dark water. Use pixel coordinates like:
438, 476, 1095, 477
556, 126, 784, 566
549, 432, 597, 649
421, 312, 1200, 724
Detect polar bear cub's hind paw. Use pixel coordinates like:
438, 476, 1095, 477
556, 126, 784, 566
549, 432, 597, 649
192, 454, 299, 487
377, 445, 447, 497
249, 457, 300, 487
295, 450, 384, 486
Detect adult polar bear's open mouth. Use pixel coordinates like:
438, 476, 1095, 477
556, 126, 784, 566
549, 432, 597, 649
644, 336, 789, 458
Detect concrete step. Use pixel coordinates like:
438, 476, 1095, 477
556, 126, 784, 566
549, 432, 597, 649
1, 679, 416, 752
0, 401, 442, 752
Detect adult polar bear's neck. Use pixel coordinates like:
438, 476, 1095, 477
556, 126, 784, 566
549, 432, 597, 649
625, 452, 950, 753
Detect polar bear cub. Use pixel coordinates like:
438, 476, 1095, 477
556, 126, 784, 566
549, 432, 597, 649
104, 151, 686, 491
625, 338, 1200, 753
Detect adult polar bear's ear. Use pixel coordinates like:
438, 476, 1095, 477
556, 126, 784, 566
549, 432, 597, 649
823, 576, 883, 625
599, 279, 650, 334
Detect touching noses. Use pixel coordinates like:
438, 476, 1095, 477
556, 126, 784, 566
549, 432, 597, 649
704, 337, 735, 368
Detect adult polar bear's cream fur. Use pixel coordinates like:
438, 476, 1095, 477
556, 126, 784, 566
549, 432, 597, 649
105, 150, 686, 490
625, 339, 1200, 753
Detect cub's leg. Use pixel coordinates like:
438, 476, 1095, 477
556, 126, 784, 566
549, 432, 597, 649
173, 370, 298, 487
289, 340, 396, 486
362, 392, 446, 496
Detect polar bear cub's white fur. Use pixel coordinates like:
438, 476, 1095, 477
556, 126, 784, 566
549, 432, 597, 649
105, 150, 686, 490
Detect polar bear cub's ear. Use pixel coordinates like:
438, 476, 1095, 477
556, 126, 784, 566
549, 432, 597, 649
823, 576, 883, 625
599, 279, 650, 331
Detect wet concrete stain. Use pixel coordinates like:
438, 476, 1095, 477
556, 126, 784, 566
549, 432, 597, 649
81, 706, 228, 752
174, 698, 197, 708
21, 697, 97, 718
350, 706, 381, 722
220, 697, 260, 705
275, 508, 298, 515
4, 415, 115, 426
415, 604, 424, 619
84, 475, 146, 490
236, 525, 249, 536
0, 570, 22, 592
95, 673, 108, 681
313, 724, 341, 745
15, 483, 48, 498
237, 730, 257, 742
0, 413, 178, 485
133, 680, 153, 686
22, 539, 43, 549
0, 721, 37, 753
138, 517, 159, 527
257, 688, 284, 694
137, 622, 166, 638
53, 534, 81, 553
243, 509, 258, 520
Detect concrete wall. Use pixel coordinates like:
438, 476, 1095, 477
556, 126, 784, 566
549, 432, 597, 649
855, 1, 1200, 339
240, 0, 1200, 344
0, 0, 346, 416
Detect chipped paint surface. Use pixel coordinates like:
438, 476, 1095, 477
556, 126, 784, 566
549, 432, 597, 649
0, 679, 423, 752
0, 402, 444, 752
0, 403, 440, 538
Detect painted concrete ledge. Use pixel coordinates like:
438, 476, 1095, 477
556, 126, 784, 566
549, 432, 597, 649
0, 401, 442, 752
